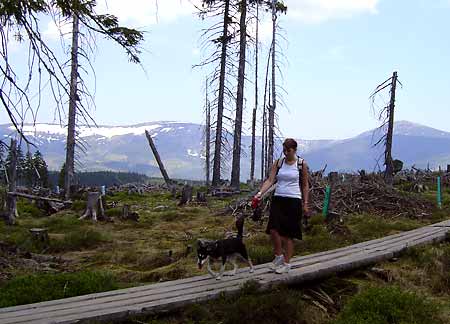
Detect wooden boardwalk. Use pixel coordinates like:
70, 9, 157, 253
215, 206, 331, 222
1, 219, 449, 324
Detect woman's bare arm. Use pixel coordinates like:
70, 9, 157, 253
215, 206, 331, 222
255, 162, 278, 198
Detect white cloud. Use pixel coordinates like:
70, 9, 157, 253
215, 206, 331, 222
286, 0, 380, 23
43, 19, 72, 41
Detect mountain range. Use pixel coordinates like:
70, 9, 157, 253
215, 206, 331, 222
1, 120, 449, 180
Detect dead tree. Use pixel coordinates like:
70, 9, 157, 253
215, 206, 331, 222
231, 0, 248, 189
211, 0, 232, 187
205, 78, 211, 187
267, 0, 277, 170
250, 1, 259, 185
64, 14, 80, 200
5, 139, 17, 225
370, 71, 401, 186
145, 130, 172, 189
79, 192, 104, 222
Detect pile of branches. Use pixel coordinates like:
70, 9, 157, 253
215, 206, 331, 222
220, 172, 436, 220
310, 174, 435, 219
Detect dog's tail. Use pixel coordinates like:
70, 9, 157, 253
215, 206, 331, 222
236, 216, 245, 240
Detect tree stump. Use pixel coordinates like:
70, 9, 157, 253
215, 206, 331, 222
79, 192, 104, 222
178, 185, 193, 206
196, 191, 207, 203
29, 228, 49, 244
120, 204, 139, 222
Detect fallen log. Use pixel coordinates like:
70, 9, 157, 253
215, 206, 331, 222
7, 192, 72, 205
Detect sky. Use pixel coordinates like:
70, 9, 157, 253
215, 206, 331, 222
3, 0, 450, 140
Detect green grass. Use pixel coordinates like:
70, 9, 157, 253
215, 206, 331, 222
17, 199, 44, 218
0, 271, 118, 308
50, 229, 110, 252
332, 285, 444, 324
42, 214, 84, 232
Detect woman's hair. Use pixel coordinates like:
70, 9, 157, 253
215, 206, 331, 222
283, 138, 297, 150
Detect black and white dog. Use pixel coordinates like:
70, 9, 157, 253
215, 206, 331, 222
197, 217, 254, 279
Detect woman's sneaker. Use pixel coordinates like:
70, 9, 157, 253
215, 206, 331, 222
275, 263, 291, 274
269, 255, 284, 271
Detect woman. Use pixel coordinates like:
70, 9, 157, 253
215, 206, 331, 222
255, 138, 310, 274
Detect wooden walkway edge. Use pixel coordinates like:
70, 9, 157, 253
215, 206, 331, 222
1, 219, 449, 324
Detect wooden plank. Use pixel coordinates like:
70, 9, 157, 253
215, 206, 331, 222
431, 219, 450, 227
1, 223, 448, 324
2, 226, 445, 324
0, 225, 443, 322
31, 249, 400, 324
1, 224, 436, 316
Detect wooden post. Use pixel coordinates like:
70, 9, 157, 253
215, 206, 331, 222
6, 139, 18, 225
145, 130, 172, 189
384, 71, 397, 185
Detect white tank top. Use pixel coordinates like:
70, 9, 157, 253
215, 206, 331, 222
274, 159, 302, 199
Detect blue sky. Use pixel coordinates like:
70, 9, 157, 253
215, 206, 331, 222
3, 0, 450, 140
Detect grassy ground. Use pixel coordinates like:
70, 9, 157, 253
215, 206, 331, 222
0, 186, 449, 323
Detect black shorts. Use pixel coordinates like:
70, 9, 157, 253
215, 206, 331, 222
266, 196, 302, 239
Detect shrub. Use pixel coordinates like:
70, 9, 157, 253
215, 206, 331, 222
333, 286, 443, 324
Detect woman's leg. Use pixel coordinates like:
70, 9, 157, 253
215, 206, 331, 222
281, 236, 294, 263
270, 229, 282, 256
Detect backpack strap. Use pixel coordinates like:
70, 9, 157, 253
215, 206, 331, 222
275, 157, 284, 176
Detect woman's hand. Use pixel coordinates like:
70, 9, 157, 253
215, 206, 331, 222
303, 201, 310, 217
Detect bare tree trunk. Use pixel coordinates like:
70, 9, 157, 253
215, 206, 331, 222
6, 139, 17, 225
261, 44, 272, 180
231, 0, 248, 189
212, 0, 231, 187
205, 79, 211, 187
261, 105, 266, 181
65, 15, 79, 200
268, 2, 277, 170
385, 71, 398, 185
145, 130, 172, 188
250, 2, 259, 184
266, 81, 272, 177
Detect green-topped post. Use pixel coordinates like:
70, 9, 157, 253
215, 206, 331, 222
437, 176, 442, 209
322, 185, 331, 218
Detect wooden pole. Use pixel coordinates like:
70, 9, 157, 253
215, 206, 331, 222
145, 130, 172, 188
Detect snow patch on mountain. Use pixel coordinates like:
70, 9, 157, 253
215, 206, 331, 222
8, 123, 166, 139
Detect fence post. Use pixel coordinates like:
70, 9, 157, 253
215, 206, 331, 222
322, 185, 331, 218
